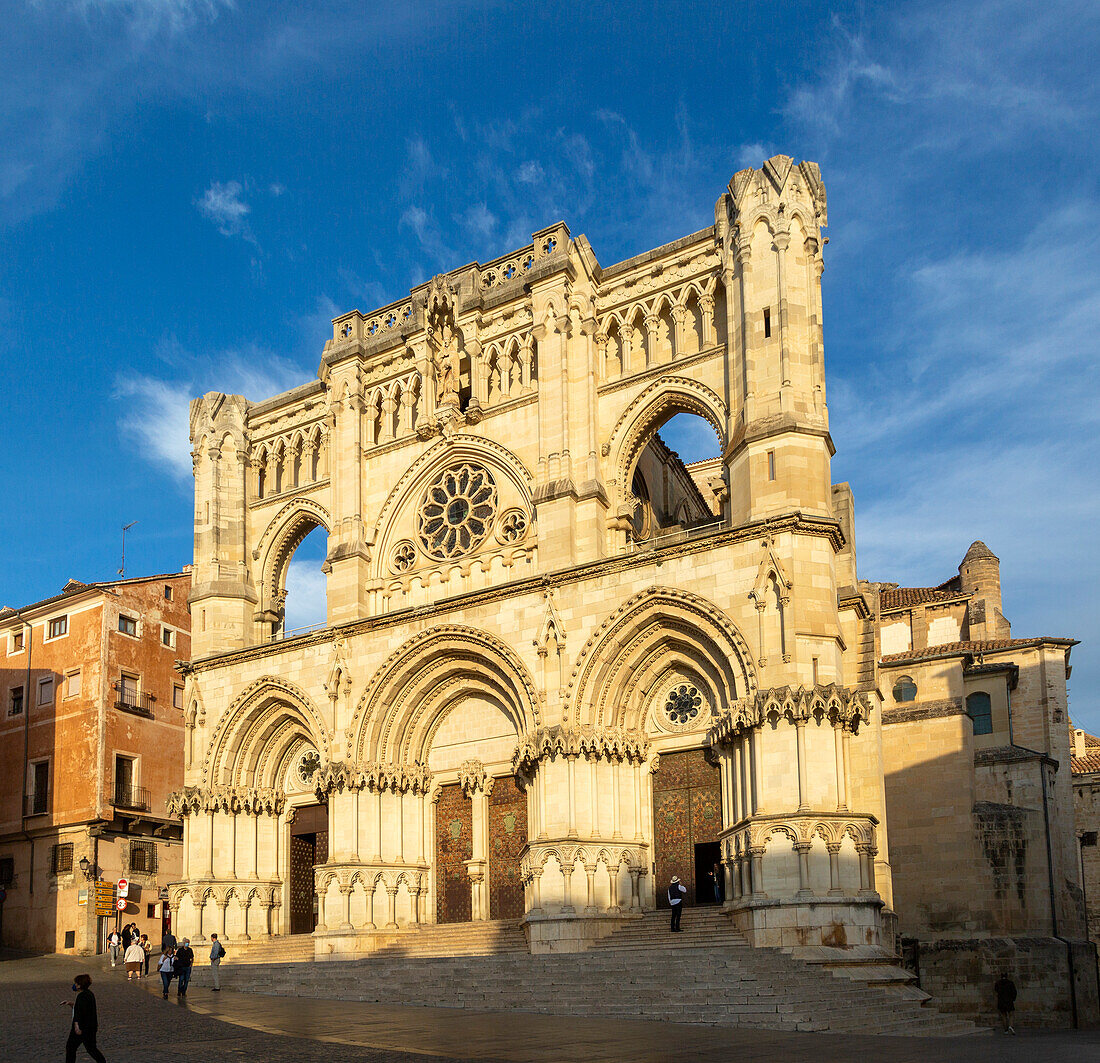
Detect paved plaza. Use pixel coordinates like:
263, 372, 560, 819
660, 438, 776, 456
4, 953, 1100, 1062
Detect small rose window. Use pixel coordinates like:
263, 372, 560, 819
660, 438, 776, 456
665, 684, 703, 725
417, 464, 498, 559
296, 749, 321, 786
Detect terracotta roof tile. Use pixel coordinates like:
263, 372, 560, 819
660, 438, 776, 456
1072, 752, 1100, 775
881, 637, 1076, 664
880, 586, 967, 610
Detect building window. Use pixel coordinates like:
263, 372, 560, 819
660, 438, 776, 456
967, 691, 994, 736
115, 673, 146, 714
64, 930, 75, 949
38, 676, 54, 706
161, 627, 175, 649
64, 670, 81, 699
0, 857, 13, 887
129, 840, 157, 874
30, 760, 49, 815
147, 903, 157, 918
8, 686, 23, 717
11, 631, 24, 652
50, 843, 73, 875
119, 615, 138, 637
164, 584, 173, 601
892, 676, 918, 703
767, 450, 776, 481
763, 306, 772, 338
47, 616, 68, 640
172, 685, 184, 710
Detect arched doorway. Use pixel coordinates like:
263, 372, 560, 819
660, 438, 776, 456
288, 802, 328, 934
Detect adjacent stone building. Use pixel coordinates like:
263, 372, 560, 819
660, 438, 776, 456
166, 156, 1094, 1025
0, 572, 191, 954
1072, 727, 1100, 951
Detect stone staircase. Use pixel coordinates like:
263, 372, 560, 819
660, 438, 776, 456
192, 935, 314, 967
209, 908, 986, 1036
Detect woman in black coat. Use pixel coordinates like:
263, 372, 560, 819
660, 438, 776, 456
60, 974, 106, 1062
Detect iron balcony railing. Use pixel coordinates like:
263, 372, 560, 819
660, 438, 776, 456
25, 790, 49, 816
113, 683, 155, 716
113, 784, 150, 812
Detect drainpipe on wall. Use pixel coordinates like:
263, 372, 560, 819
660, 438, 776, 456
1040, 760, 1079, 1028
19, 616, 34, 898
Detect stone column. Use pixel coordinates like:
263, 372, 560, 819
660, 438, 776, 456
671, 305, 687, 360
385, 885, 398, 929
583, 863, 597, 914
795, 718, 808, 812
240, 899, 252, 941
566, 755, 578, 838
834, 723, 848, 811
339, 884, 354, 931
794, 842, 812, 898
826, 843, 843, 896
607, 863, 621, 913
699, 294, 715, 348
722, 858, 735, 910
644, 314, 659, 367
217, 899, 229, 939
749, 847, 766, 899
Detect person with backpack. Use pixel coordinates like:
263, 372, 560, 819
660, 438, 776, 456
174, 938, 194, 995
208, 933, 226, 991
106, 931, 120, 968
156, 948, 175, 999
59, 973, 107, 1062
668, 875, 687, 932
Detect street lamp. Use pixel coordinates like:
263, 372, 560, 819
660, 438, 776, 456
78, 856, 98, 880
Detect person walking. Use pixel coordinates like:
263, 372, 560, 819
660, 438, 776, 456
106, 931, 120, 968
161, 927, 177, 952
208, 933, 226, 991
668, 875, 687, 932
157, 948, 175, 999
120, 924, 131, 952
139, 935, 151, 978
59, 973, 107, 1062
994, 972, 1018, 1034
123, 940, 144, 981
174, 938, 194, 995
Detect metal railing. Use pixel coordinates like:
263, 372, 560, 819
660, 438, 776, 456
627, 516, 727, 553
268, 620, 328, 643
114, 684, 155, 716
113, 784, 150, 811
25, 790, 49, 816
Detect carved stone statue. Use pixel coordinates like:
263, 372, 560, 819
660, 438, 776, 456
434, 322, 461, 407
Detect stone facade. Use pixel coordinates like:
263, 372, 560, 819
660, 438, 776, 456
1071, 727, 1100, 952
0, 572, 191, 954
167, 157, 1093, 1024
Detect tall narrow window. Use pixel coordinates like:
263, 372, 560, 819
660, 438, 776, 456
763, 307, 772, 338
12, 631, 24, 652
38, 676, 54, 706
812, 657, 820, 685
164, 584, 173, 601
767, 450, 776, 481
64, 670, 81, 698
31, 760, 50, 814
966, 691, 994, 736
9, 686, 24, 716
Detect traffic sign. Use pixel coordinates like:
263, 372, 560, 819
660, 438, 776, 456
94, 880, 117, 916
116, 898, 126, 911
117, 878, 129, 898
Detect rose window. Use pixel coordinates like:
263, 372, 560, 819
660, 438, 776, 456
417, 464, 497, 559
296, 748, 321, 786
665, 684, 703, 725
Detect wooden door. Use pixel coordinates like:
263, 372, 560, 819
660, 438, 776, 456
435, 783, 472, 924
288, 834, 316, 935
488, 776, 528, 919
652, 749, 721, 907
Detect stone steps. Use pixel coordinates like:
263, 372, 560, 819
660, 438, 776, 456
209, 909, 987, 1037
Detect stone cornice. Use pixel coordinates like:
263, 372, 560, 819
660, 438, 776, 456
512, 725, 649, 773
190, 512, 846, 674
166, 785, 285, 817
707, 684, 872, 745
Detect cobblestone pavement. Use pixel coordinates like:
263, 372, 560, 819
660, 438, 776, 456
4, 952, 1100, 1062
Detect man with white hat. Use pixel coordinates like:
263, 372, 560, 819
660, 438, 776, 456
668, 875, 687, 932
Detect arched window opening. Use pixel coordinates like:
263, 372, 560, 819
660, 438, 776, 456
966, 691, 993, 735
892, 676, 917, 703
628, 412, 723, 544
277, 525, 329, 639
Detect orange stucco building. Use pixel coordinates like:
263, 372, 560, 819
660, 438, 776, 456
0, 571, 191, 954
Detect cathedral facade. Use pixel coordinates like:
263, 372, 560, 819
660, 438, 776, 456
169, 157, 1093, 1020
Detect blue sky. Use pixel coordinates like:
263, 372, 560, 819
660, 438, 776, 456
2, 1, 1098, 728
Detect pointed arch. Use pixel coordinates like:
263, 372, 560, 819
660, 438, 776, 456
348, 625, 540, 764
605, 375, 728, 493
252, 497, 331, 618
202, 676, 331, 788
566, 587, 756, 729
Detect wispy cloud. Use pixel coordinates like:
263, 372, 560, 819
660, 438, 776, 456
58, 0, 234, 37
196, 179, 255, 242
116, 341, 310, 480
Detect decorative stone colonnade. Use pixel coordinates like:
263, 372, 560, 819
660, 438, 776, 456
167, 682, 885, 954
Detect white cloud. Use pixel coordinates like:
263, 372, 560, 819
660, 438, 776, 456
283, 552, 328, 632
116, 343, 311, 481
42, 0, 233, 37
458, 202, 496, 242
516, 160, 543, 184
196, 179, 252, 239
399, 204, 453, 265
733, 142, 770, 172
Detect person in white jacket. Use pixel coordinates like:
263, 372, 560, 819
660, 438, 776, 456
123, 940, 145, 979
668, 875, 687, 932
